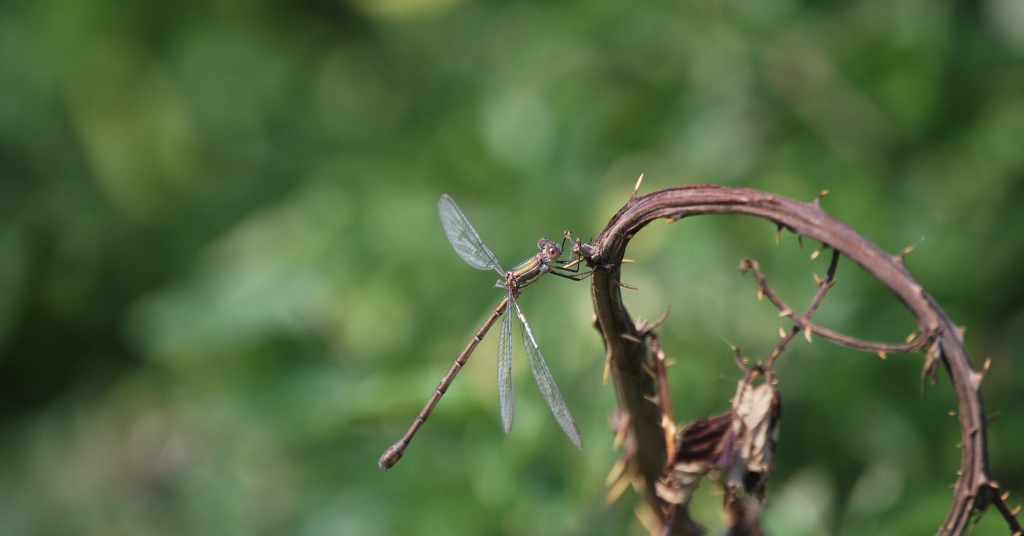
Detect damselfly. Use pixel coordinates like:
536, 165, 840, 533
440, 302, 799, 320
379, 194, 587, 469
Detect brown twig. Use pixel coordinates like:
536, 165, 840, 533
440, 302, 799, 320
741, 248, 842, 368
578, 184, 1016, 535
738, 255, 931, 364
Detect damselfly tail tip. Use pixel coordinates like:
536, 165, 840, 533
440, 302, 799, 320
378, 444, 403, 469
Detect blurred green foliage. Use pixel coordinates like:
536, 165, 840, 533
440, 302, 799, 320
1, 0, 1023, 534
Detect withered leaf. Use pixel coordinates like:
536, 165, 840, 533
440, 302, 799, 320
657, 368, 782, 507
723, 371, 782, 502
657, 411, 733, 505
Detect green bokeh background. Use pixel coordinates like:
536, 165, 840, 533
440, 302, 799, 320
2, 0, 1023, 534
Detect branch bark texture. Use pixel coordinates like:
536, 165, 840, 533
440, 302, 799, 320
581, 184, 1003, 535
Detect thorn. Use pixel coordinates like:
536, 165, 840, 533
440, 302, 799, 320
813, 190, 829, 207
1002, 490, 1011, 501
620, 332, 642, 344
810, 248, 821, 260
650, 305, 672, 329
905, 330, 919, 343
605, 467, 633, 504
640, 359, 656, 379
899, 244, 916, 260
798, 235, 804, 250
613, 414, 630, 449
877, 350, 886, 360
618, 282, 638, 291
1012, 504, 1022, 516
775, 226, 782, 245
632, 174, 644, 198
757, 288, 764, 302
778, 327, 786, 339
634, 502, 660, 535
778, 308, 793, 317
981, 357, 991, 379
948, 410, 957, 416
604, 456, 627, 488
664, 358, 677, 367
804, 326, 813, 343
924, 339, 942, 386
621, 258, 635, 263
813, 272, 822, 286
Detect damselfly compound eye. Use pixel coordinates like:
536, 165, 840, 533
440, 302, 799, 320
537, 238, 561, 259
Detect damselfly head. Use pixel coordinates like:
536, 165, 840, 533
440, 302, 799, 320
537, 237, 562, 260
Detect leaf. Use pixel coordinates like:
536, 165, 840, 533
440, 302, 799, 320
656, 369, 782, 508
723, 372, 782, 502
657, 410, 734, 505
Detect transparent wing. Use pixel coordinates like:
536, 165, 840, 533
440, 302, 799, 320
438, 194, 504, 274
498, 295, 515, 434
513, 300, 583, 449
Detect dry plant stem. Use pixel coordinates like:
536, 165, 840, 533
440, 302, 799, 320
752, 248, 841, 368
582, 184, 1016, 536
639, 327, 678, 455
740, 255, 928, 365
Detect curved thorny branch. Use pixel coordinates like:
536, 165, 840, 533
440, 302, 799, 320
574, 184, 1020, 536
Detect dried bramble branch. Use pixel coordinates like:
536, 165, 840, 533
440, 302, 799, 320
652, 246, 836, 534
738, 255, 930, 362
745, 247, 842, 368
576, 184, 1020, 536
603, 313, 707, 535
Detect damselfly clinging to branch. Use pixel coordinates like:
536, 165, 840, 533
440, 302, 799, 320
379, 194, 589, 469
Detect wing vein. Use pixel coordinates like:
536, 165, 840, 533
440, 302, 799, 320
514, 300, 582, 449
